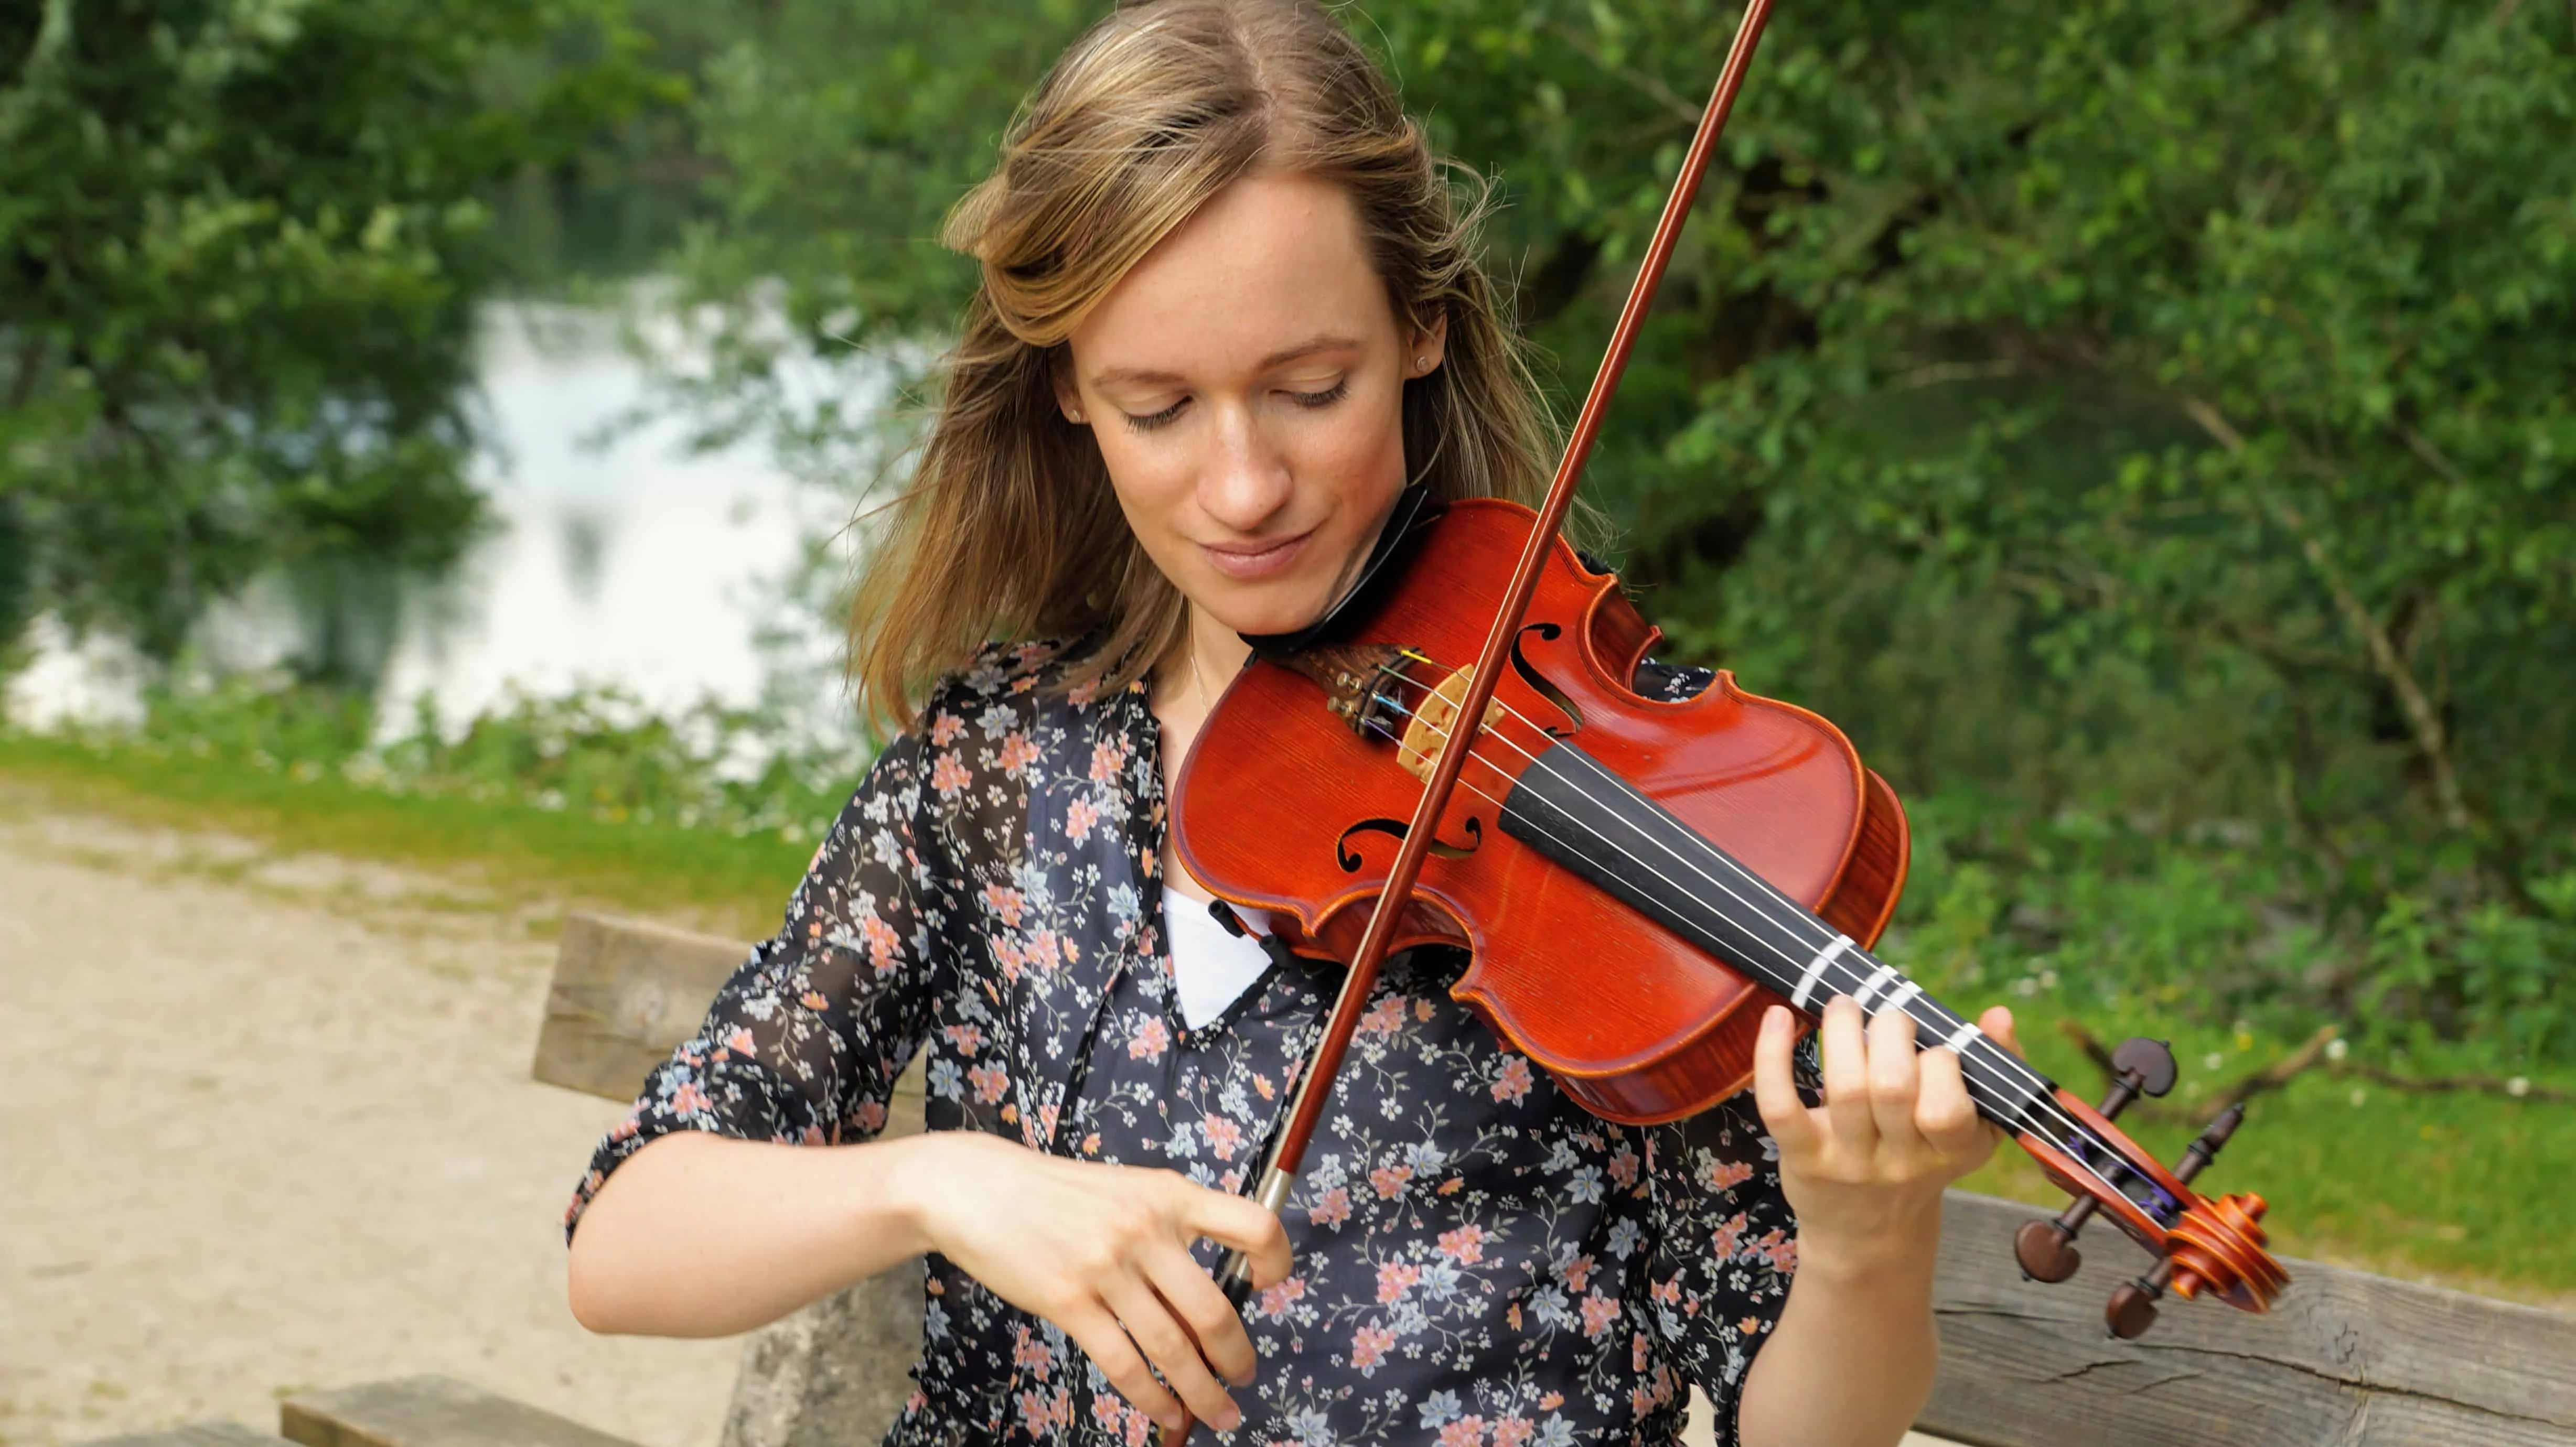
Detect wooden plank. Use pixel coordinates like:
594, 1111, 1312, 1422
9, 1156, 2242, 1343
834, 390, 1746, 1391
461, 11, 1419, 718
72, 1422, 289, 1447
1924, 1192, 2576, 1446
533, 913, 752, 1102
534, 913, 927, 1130
279, 1378, 641, 1447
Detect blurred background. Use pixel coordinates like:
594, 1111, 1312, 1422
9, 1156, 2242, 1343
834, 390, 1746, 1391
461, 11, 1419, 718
3, 1, 2569, 1444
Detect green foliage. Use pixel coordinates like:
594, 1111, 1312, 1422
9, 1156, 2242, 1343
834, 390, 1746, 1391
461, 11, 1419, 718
643, 0, 2576, 1063
106, 669, 860, 844
0, 0, 671, 659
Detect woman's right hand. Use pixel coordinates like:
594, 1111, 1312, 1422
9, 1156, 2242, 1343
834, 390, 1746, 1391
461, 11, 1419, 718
890, 1130, 1293, 1434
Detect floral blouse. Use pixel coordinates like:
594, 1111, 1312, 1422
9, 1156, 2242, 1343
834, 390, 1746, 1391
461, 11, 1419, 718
566, 639, 1800, 1447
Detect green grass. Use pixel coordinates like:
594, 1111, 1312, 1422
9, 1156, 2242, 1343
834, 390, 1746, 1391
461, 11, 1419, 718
6, 730, 2571, 1303
0, 732, 810, 941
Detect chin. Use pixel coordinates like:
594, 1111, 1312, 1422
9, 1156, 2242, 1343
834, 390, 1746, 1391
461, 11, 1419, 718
1196, 573, 1344, 641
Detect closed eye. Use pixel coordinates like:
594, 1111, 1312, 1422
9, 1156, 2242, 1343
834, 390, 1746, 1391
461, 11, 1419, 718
1122, 397, 1190, 434
1288, 379, 1349, 409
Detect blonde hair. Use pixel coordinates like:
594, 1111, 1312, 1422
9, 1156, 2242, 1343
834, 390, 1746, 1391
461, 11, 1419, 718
851, 0, 1558, 731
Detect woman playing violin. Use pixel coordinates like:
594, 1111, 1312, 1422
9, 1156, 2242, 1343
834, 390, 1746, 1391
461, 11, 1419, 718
563, 4, 2022, 1444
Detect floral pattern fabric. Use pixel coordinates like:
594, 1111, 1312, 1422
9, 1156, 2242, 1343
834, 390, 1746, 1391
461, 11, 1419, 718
567, 640, 1799, 1447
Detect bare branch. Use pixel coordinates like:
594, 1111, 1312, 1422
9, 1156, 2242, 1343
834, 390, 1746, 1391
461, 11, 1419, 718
2175, 394, 2477, 836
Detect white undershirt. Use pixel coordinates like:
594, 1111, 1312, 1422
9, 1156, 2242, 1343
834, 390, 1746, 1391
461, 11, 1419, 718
1162, 886, 1275, 1030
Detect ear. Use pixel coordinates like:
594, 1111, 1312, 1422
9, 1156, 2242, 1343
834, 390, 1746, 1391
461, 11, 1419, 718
1050, 350, 1089, 425
1407, 310, 1451, 378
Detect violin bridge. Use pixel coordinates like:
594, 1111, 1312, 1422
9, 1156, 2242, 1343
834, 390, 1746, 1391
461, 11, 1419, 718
1397, 663, 1505, 784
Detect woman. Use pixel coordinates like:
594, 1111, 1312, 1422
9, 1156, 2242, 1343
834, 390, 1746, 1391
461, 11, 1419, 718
563, 4, 2020, 1445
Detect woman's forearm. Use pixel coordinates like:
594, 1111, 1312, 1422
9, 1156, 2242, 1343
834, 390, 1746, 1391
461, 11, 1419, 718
1733, 1208, 1943, 1447
566, 1130, 938, 1337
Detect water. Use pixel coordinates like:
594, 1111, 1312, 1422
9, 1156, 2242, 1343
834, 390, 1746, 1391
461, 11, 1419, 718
6, 299, 882, 746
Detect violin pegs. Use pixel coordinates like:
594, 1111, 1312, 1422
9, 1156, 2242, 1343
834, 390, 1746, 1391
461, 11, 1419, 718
2092, 1038, 2176, 1124
2173, 1103, 2247, 1186
2107, 1260, 2178, 1340
2013, 1196, 2099, 1284
2110, 1037, 2180, 1099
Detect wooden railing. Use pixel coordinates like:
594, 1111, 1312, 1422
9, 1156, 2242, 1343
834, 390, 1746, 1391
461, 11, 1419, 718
89, 913, 2570, 1447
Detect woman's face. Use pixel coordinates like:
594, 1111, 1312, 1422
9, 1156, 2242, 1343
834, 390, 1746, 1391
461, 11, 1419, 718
1057, 171, 1444, 641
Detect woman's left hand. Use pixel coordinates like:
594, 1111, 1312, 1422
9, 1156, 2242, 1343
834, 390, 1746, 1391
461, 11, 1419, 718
1750, 996, 2021, 1272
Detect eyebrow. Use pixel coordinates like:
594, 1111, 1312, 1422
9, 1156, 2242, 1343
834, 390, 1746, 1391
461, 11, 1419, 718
1089, 333, 1365, 390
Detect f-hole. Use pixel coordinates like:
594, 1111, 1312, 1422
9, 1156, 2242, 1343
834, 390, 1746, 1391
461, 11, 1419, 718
1510, 623, 1582, 738
1336, 816, 1483, 873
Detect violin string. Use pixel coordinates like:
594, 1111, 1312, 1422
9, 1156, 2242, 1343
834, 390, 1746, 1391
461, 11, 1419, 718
1355, 661, 2158, 1212
1352, 692, 2153, 1216
1360, 684, 2157, 1216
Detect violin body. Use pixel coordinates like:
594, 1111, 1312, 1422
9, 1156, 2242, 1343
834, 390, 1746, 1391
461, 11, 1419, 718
1173, 498, 1910, 1124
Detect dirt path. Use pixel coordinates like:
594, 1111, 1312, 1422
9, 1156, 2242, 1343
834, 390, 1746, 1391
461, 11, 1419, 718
0, 800, 740, 1447
0, 794, 1972, 1447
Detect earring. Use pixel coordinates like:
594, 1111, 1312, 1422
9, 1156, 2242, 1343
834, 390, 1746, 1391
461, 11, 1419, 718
1415, 356, 1430, 372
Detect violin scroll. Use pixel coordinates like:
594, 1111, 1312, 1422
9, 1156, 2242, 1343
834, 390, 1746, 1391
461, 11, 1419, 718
2009, 1036, 2289, 1338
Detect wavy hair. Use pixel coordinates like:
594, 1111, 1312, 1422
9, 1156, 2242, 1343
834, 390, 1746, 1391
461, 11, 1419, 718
851, 0, 1558, 730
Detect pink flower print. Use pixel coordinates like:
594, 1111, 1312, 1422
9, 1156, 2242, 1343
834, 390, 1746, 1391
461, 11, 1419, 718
1307, 1186, 1350, 1228
1368, 1163, 1414, 1200
1015, 1389, 1051, 1438
1437, 1224, 1487, 1265
1491, 1055, 1533, 1103
1414, 997, 1437, 1022
942, 1024, 984, 1057
1608, 1144, 1640, 1189
1712, 1211, 1748, 1261
855, 1098, 887, 1135
1579, 1290, 1620, 1339
993, 935, 1025, 984
1066, 796, 1100, 840
1374, 1261, 1420, 1303
1704, 1157, 1753, 1193
998, 731, 1041, 773
1203, 1112, 1244, 1161
983, 886, 1027, 928
930, 751, 972, 795
1632, 1332, 1651, 1372
1439, 1417, 1486, 1447
722, 1027, 756, 1057
1255, 1276, 1306, 1318
968, 1064, 1008, 1104
1128, 1017, 1170, 1061
1629, 1386, 1657, 1419
860, 913, 901, 975
1089, 740, 1126, 782
1357, 995, 1405, 1038
1029, 929, 1062, 973
1491, 1417, 1533, 1447
1067, 678, 1100, 706
1562, 1253, 1595, 1293
1122, 1410, 1150, 1447
670, 1081, 713, 1116
1014, 1325, 1055, 1380
928, 711, 965, 746
1351, 1323, 1394, 1373
1036, 1103, 1059, 1142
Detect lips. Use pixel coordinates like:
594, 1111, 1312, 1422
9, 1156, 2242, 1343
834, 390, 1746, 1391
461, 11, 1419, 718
1197, 525, 1317, 581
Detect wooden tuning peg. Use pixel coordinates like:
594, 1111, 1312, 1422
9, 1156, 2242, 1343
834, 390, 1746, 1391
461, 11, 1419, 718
2101, 1100, 2248, 1338
2012, 1038, 2176, 1285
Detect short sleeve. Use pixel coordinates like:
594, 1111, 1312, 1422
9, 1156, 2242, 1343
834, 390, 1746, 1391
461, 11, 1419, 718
1641, 1092, 1799, 1447
562, 723, 956, 1241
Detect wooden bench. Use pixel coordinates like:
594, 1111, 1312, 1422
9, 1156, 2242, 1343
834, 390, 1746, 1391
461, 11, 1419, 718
536, 912, 2576, 1447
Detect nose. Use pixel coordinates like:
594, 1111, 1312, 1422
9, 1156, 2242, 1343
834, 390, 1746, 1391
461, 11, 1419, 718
1196, 398, 1295, 535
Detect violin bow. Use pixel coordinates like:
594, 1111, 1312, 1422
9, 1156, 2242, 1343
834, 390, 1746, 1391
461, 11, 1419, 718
1164, 5, 1781, 1440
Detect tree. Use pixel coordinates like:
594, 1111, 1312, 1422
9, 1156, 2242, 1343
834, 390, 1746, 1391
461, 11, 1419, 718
0, 0, 668, 661
645, 0, 2576, 1059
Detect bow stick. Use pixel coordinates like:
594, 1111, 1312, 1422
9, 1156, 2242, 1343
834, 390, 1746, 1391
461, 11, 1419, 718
1163, 4, 1780, 1440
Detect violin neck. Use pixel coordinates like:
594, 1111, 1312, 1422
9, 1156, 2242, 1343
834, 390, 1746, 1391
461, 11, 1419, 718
1497, 736, 2053, 1132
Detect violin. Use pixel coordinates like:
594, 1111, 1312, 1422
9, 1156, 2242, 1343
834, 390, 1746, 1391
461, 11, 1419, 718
1162, 3, 2286, 1437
